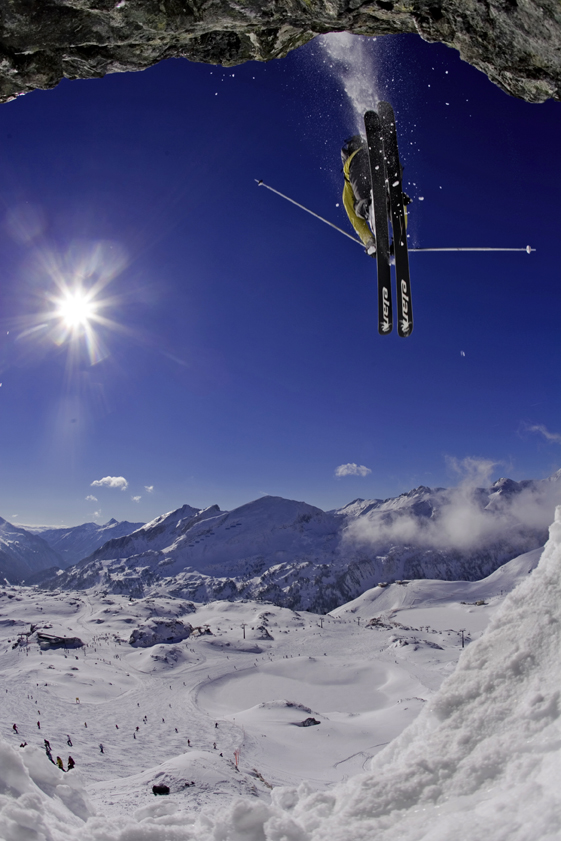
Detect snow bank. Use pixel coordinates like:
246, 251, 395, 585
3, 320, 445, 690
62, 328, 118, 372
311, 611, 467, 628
0, 742, 92, 841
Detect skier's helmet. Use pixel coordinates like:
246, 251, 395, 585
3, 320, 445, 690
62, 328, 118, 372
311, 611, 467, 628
341, 135, 366, 166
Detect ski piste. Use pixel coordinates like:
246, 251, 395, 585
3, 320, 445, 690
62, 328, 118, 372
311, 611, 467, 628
364, 110, 392, 335
378, 101, 413, 338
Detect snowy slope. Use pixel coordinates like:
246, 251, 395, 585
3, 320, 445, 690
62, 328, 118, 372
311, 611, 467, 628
0, 518, 63, 584
26, 518, 145, 568
0, 526, 557, 840
42, 472, 561, 612
330, 546, 543, 627
199, 506, 560, 841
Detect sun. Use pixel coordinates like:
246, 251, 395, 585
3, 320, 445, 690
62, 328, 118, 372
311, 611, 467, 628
57, 290, 97, 329
13, 241, 129, 370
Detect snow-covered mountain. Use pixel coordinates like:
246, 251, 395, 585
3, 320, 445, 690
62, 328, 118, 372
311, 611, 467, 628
41, 472, 561, 612
26, 518, 145, 568
0, 518, 63, 584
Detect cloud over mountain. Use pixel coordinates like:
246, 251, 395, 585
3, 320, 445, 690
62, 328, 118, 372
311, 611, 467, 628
344, 466, 561, 554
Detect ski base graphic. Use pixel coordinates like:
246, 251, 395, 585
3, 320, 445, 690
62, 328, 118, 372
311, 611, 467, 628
364, 102, 413, 338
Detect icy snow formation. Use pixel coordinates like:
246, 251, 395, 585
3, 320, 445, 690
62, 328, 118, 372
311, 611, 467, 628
1, 510, 559, 839
0, 742, 93, 839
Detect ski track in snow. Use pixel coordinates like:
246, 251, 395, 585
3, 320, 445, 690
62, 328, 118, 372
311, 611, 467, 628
0, 539, 555, 839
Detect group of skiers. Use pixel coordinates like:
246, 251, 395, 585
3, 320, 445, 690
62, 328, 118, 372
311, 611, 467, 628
12, 711, 222, 770
12, 725, 76, 772
44, 738, 75, 771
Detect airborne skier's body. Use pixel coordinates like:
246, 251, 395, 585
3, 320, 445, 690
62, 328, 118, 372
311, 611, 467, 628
341, 136, 376, 256
341, 132, 411, 260
343, 105, 412, 336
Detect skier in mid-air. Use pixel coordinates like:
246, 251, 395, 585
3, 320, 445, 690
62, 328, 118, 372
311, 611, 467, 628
341, 132, 411, 259
341, 135, 376, 256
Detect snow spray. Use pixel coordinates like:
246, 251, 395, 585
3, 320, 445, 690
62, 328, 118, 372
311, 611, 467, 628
318, 33, 380, 133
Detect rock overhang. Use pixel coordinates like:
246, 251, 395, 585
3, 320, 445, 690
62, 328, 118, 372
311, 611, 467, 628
0, 0, 559, 104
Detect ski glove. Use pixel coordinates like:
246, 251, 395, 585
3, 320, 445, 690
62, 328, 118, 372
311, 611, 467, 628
365, 239, 376, 258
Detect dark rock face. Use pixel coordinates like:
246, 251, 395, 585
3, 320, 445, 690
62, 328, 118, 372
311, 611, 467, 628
0, 1, 559, 105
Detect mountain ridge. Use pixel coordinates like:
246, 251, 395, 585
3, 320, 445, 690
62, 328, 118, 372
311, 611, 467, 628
23, 518, 146, 569
0, 518, 63, 584
34, 472, 561, 612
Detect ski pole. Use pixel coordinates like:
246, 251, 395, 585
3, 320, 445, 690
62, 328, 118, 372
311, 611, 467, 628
255, 180, 364, 246
411, 246, 534, 253
255, 181, 534, 254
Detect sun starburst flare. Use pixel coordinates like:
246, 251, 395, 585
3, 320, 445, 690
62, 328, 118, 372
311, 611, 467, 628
48, 282, 110, 366
57, 290, 98, 329
15, 240, 129, 368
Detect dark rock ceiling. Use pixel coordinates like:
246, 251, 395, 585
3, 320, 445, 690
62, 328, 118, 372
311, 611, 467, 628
0, 1, 559, 104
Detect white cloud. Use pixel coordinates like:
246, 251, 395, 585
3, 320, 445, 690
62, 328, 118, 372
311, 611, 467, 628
93, 510, 101, 519
335, 463, 372, 478
144, 485, 154, 493
132, 495, 141, 503
85, 494, 98, 502
344, 456, 561, 553
91, 476, 128, 491
525, 423, 561, 445
446, 455, 499, 485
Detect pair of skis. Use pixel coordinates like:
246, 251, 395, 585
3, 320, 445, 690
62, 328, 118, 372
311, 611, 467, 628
365, 102, 412, 338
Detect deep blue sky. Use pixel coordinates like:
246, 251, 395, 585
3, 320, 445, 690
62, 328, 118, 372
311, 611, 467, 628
0, 33, 559, 526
